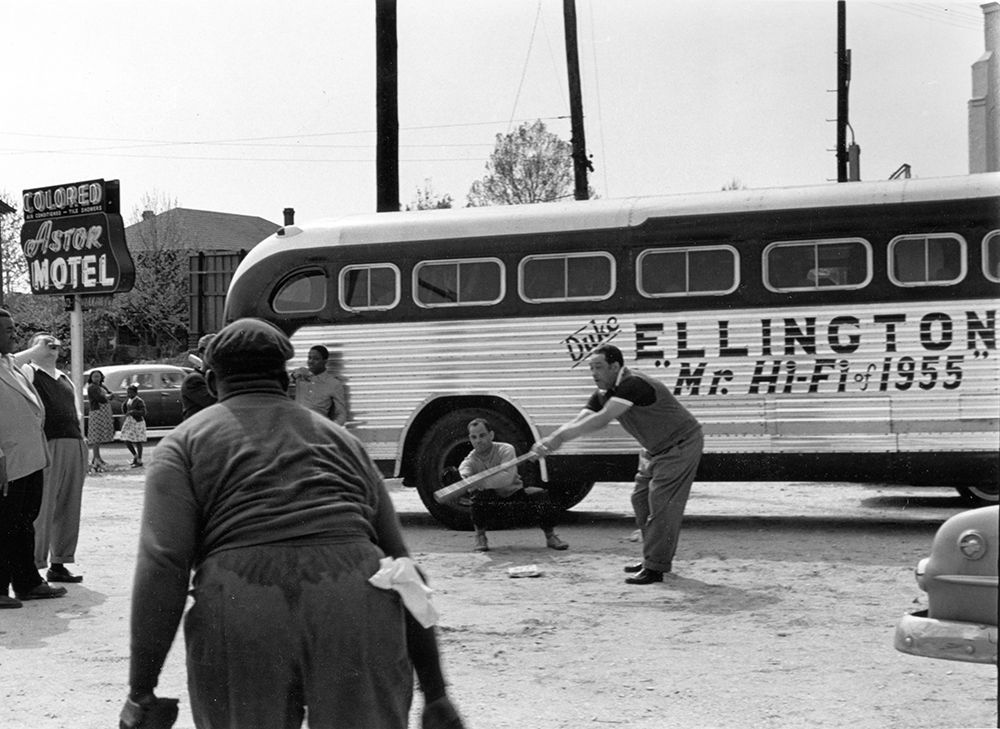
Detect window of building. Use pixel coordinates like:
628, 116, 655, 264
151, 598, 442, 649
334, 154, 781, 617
982, 230, 1000, 283
272, 269, 327, 314
413, 258, 504, 307
519, 252, 615, 302
763, 238, 871, 292
888, 234, 966, 286
341, 264, 400, 311
637, 246, 739, 297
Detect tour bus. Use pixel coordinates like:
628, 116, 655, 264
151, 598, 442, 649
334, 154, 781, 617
224, 173, 1000, 529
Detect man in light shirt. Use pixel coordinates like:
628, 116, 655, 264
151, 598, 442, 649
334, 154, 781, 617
0, 310, 67, 607
20, 332, 88, 584
459, 418, 568, 553
292, 345, 349, 425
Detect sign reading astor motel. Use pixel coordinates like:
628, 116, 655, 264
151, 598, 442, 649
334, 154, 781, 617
20, 179, 134, 295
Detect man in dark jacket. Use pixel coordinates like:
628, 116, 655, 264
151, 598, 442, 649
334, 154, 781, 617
122, 318, 464, 729
180, 333, 216, 420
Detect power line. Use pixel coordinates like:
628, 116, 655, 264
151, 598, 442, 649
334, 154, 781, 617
0, 115, 568, 150
2, 148, 502, 164
509, 2, 545, 131
587, 0, 609, 196
871, 2, 982, 31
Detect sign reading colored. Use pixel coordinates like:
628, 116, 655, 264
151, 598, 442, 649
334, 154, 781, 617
20, 179, 135, 295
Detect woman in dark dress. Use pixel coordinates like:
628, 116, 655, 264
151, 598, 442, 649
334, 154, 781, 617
86, 370, 115, 471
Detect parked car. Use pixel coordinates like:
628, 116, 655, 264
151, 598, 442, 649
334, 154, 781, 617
894, 505, 998, 664
82, 364, 189, 431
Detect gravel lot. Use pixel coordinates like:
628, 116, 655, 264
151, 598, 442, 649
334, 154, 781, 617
1, 442, 995, 729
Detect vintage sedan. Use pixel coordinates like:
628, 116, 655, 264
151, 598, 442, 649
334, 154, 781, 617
894, 505, 998, 664
83, 364, 189, 430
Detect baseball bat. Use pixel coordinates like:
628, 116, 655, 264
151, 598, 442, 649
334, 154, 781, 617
433, 451, 538, 503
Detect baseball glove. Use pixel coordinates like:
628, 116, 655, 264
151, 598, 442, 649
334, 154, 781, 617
118, 695, 179, 729
421, 695, 466, 729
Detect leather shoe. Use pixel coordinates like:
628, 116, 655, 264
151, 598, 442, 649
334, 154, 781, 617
625, 568, 663, 585
545, 534, 569, 550
46, 568, 83, 583
15, 583, 67, 600
0, 596, 23, 609
623, 562, 644, 573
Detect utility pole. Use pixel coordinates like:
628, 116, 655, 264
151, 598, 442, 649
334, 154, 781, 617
375, 0, 400, 212
563, 0, 591, 200
836, 0, 851, 182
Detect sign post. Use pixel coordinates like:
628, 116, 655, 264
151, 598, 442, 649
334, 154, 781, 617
19, 179, 135, 424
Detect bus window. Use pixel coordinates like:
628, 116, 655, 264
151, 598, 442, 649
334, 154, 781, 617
763, 238, 870, 292
273, 269, 327, 314
519, 252, 615, 302
341, 264, 400, 311
983, 231, 1000, 283
638, 246, 739, 297
888, 234, 966, 286
413, 258, 504, 307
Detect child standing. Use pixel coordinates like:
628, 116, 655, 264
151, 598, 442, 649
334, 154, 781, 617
119, 384, 147, 467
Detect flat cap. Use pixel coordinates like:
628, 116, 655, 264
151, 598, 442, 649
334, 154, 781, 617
197, 333, 216, 352
205, 318, 294, 376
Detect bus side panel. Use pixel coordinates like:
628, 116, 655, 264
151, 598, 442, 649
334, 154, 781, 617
284, 297, 998, 486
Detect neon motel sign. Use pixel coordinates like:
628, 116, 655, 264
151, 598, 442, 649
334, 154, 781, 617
20, 179, 135, 295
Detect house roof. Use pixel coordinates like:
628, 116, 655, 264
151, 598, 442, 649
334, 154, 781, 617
124, 207, 280, 253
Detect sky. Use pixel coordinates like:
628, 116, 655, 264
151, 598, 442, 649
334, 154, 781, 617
0, 0, 989, 226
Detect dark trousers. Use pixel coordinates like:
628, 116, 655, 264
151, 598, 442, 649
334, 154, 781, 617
185, 541, 412, 729
631, 430, 703, 573
0, 470, 45, 595
470, 488, 558, 532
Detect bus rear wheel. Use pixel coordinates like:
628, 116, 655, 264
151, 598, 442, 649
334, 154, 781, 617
548, 480, 596, 510
955, 483, 999, 506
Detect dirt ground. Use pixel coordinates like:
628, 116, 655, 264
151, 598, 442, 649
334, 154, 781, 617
1, 442, 996, 729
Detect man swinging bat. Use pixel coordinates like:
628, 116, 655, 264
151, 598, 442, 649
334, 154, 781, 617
453, 418, 568, 553
532, 344, 703, 585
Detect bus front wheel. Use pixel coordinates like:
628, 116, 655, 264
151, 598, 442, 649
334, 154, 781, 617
412, 408, 531, 531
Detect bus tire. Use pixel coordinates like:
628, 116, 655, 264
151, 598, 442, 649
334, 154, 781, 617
413, 408, 532, 531
955, 484, 999, 506
548, 480, 596, 511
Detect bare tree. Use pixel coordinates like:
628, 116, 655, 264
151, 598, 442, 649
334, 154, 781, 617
0, 190, 28, 299
405, 179, 454, 210
467, 120, 594, 206
107, 191, 190, 358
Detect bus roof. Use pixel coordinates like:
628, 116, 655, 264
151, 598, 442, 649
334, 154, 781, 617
233, 173, 999, 287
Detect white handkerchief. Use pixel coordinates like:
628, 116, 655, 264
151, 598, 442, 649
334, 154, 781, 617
368, 556, 439, 628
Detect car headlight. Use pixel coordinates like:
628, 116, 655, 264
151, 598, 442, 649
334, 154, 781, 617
957, 530, 988, 560
915, 557, 928, 590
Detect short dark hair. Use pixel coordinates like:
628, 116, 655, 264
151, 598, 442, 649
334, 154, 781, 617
467, 417, 493, 433
593, 344, 624, 367
310, 345, 330, 361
